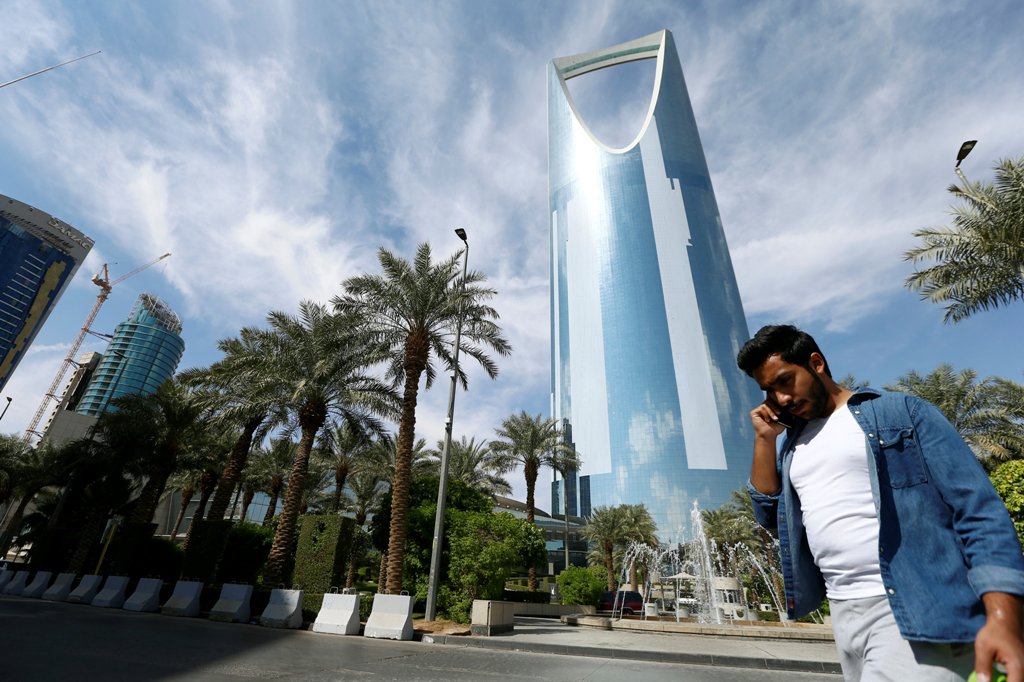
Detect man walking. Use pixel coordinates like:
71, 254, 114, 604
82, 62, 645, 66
737, 324, 1024, 682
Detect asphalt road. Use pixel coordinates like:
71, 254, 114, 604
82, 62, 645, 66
0, 596, 837, 681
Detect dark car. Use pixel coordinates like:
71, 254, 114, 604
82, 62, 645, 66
598, 590, 644, 614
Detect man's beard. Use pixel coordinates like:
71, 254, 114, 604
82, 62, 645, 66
803, 370, 830, 420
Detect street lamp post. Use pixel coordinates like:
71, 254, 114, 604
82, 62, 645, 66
0, 396, 11, 422
424, 227, 469, 622
954, 139, 977, 184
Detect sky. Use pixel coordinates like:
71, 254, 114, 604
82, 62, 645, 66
2, 0, 1023, 511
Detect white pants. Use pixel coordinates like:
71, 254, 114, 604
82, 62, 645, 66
829, 595, 974, 682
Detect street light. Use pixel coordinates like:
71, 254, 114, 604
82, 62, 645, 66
954, 139, 977, 184
424, 228, 469, 621
0, 396, 11, 422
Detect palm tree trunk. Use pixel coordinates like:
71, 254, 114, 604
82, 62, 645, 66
525, 467, 538, 591
240, 485, 255, 523
346, 552, 359, 589
68, 512, 108, 574
605, 544, 615, 591
264, 402, 324, 585
377, 550, 388, 593
183, 471, 216, 550
169, 486, 195, 541
332, 464, 348, 512
385, 341, 427, 594
206, 415, 263, 523
263, 485, 281, 527
129, 442, 179, 525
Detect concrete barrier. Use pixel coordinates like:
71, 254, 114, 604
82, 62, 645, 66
259, 589, 303, 629
91, 576, 130, 608
364, 593, 413, 640
161, 580, 203, 617
471, 600, 515, 636
0, 569, 14, 589
1, 571, 29, 595
209, 583, 253, 623
67, 574, 103, 604
123, 578, 162, 612
312, 592, 360, 636
21, 571, 53, 599
42, 573, 77, 601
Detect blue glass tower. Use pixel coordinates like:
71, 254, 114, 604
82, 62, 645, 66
76, 293, 184, 416
0, 194, 94, 393
548, 30, 762, 537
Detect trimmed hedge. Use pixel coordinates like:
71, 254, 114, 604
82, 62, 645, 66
500, 589, 550, 604
292, 514, 355, 593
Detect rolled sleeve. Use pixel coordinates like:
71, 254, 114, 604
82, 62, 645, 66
746, 479, 780, 530
968, 564, 1024, 599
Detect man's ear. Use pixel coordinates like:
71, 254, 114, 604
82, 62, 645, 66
808, 352, 827, 376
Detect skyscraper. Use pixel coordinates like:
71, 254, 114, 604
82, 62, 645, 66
548, 30, 762, 536
76, 293, 184, 416
0, 194, 94, 392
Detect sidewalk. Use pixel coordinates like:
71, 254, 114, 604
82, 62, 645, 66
422, 616, 843, 674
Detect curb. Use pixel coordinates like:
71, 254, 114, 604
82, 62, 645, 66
420, 634, 843, 675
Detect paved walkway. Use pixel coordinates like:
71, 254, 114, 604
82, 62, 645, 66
424, 616, 843, 675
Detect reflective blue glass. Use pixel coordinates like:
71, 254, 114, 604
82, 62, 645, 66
548, 31, 763, 537
0, 195, 92, 392
77, 293, 185, 416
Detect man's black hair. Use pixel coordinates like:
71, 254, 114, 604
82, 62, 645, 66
736, 324, 832, 378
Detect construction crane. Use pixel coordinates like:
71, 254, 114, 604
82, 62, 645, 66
24, 252, 172, 441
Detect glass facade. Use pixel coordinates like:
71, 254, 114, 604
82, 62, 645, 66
548, 30, 763, 537
76, 293, 184, 416
0, 194, 93, 393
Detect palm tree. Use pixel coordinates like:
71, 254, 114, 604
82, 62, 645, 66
317, 421, 372, 512
94, 379, 208, 526
248, 437, 297, 527
620, 504, 658, 592
179, 330, 285, 524
491, 411, 575, 590
549, 442, 581, 572
244, 301, 397, 585
885, 365, 1024, 463
424, 436, 511, 497
334, 242, 511, 593
0, 440, 65, 553
905, 156, 1024, 322
584, 506, 626, 591
0, 433, 29, 505
167, 469, 202, 541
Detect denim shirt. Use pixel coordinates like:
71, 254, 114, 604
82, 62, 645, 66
747, 387, 1024, 642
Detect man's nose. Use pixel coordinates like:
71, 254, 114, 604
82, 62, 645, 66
773, 391, 793, 407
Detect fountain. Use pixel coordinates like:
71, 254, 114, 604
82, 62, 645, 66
614, 500, 790, 626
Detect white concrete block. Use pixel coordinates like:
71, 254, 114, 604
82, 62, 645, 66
312, 592, 360, 636
161, 580, 203, 617
42, 573, 77, 601
91, 576, 130, 608
259, 589, 303, 629
209, 583, 253, 623
67, 574, 103, 604
0, 569, 14, 589
364, 594, 413, 641
20, 571, 53, 599
123, 578, 162, 612
1, 571, 29, 595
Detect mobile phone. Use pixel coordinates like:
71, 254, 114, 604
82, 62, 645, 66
765, 394, 794, 429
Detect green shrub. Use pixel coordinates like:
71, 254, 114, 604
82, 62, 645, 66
556, 565, 606, 606
292, 514, 355, 592
141, 536, 184, 582
217, 522, 273, 585
991, 460, 1024, 545
445, 511, 547, 622
180, 519, 233, 583
757, 609, 781, 622
359, 592, 375, 621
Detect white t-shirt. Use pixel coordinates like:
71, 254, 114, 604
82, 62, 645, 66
789, 406, 886, 600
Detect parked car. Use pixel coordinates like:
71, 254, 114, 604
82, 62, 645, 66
598, 590, 644, 614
